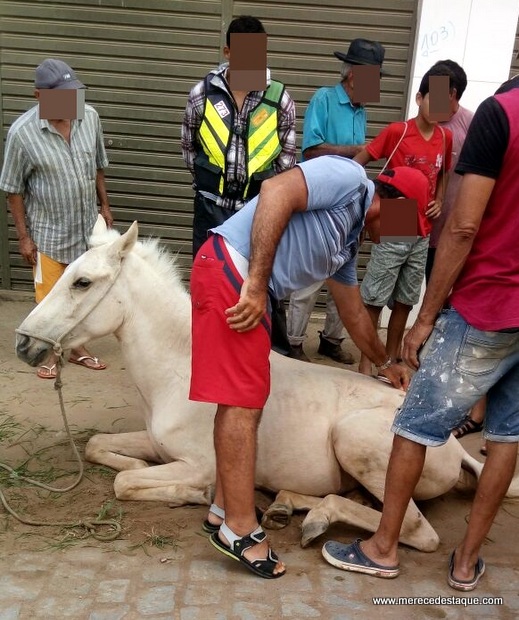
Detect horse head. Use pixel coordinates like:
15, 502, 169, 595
16, 221, 139, 367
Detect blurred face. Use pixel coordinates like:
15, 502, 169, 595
416, 92, 437, 125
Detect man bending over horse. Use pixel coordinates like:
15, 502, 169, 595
189, 155, 426, 578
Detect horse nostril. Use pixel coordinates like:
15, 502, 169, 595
16, 334, 30, 354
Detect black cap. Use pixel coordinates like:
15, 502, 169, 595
334, 38, 389, 76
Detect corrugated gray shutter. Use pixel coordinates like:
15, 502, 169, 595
0, 0, 418, 291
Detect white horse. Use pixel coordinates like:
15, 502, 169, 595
15, 221, 519, 552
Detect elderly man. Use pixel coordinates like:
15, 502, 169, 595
323, 77, 519, 592
189, 156, 428, 578
0, 59, 112, 378
287, 38, 387, 364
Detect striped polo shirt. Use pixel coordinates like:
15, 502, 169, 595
0, 103, 109, 263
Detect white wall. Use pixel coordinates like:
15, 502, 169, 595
381, 0, 519, 328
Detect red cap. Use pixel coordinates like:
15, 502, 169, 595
376, 167, 429, 215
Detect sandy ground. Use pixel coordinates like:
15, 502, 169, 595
1, 294, 519, 618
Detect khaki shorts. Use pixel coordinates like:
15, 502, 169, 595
360, 237, 429, 307
34, 252, 67, 303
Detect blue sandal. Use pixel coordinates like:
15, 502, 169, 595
210, 522, 285, 579
447, 551, 485, 591
322, 539, 400, 578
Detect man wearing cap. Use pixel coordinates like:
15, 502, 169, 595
0, 58, 112, 379
287, 39, 387, 364
189, 155, 419, 579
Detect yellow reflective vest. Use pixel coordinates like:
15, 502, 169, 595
194, 77, 285, 201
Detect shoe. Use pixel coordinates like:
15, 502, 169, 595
203, 505, 264, 534
287, 344, 311, 362
447, 551, 485, 591
452, 415, 483, 439
318, 333, 354, 364
322, 539, 400, 578
210, 523, 285, 579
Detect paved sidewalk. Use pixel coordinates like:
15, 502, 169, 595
0, 297, 516, 619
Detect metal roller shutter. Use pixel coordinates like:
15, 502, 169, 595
0, 0, 417, 291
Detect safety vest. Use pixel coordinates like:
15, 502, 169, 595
194, 76, 284, 201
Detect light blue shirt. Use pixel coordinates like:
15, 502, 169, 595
213, 156, 374, 300
302, 84, 366, 157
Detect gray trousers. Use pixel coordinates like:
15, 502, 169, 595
287, 282, 344, 346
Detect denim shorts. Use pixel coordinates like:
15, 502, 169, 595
360, 237, 429, 307
392, 308, 519, 446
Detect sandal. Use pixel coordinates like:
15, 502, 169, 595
452, 415, 483, 439
37, 364, 57, 379
447, 550, 485, 591
210, 522, 285, 579
203, 504, 265, 534
202, 503, 225, 533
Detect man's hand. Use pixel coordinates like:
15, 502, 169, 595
425, 198, 442, 219
99, 204, 113, 228
402, 319, 435, 371
379, 363, 411, 391
19, 236, 37, 266
225, 278, 267, 332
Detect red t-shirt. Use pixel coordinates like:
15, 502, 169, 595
449, 87, 519, 330
367, 119, 453, 236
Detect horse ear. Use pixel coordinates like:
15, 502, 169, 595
117, 221, 139, 257
92, 214, 107, 238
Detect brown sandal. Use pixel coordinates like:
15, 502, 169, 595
452, 415, 483, 439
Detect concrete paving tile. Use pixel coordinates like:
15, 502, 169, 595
89, 606, 130, 620
0, 575, 43, 602
0, 604, 22, 620
136, 585, 176, 615
95, 579, 130, 603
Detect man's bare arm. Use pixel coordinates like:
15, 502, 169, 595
304, 143, 365, 160
96, 169, 113, 227
404, 173, 496, 369
353, 147, 373, 167
327, 279, 410, 390
225, 167, 308, 332
7, 193, 37, 265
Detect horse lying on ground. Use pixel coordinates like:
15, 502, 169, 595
15, 221, 519, 552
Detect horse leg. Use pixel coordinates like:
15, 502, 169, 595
326, 410, 440, 552
301, 494, 384, 548
85, 431, 161, 471
262, 490, 323, 530
114, 461, 213, 505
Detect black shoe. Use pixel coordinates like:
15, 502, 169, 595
287, 344, 311, 362
318, 333, 354, 364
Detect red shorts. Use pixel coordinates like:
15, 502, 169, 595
189, 235, 272, 409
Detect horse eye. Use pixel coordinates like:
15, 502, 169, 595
72, 277, 92, 290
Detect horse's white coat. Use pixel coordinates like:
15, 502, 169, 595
16, 222, 518, 551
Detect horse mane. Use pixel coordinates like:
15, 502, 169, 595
89, 227, 185, 289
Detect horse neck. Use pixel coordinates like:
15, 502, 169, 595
115, 255, 192, 392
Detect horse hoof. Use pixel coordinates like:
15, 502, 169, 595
262, 503, 292, 530
301, 519, 330, 548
